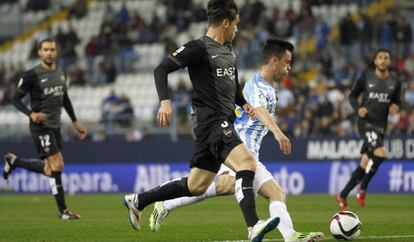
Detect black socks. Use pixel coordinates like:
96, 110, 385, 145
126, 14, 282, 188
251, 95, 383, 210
360, 156, 385, 191
50, 171, 67, 213
235, 170, 259, 227
340, 166, 365, 198
14, 157, 45, 174
137, 177, 192, 211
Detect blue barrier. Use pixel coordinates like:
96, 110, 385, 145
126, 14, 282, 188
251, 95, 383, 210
1, 136, 414, 163
1, 160, 413, 194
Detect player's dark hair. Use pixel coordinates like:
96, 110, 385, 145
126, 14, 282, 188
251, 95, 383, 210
373, 48, 391, 60
207, 0, 238, 26
261, 38, 294, 64
38, 38, 56, 50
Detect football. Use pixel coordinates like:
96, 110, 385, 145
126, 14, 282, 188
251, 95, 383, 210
330, 211, 362, 240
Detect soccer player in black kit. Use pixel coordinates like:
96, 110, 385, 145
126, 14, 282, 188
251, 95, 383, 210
123, 1, 279, 241
336, 49, 401, 210
2, 39, 87, 219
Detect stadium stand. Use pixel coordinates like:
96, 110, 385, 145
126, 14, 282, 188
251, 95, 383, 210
0, 0, 413, 141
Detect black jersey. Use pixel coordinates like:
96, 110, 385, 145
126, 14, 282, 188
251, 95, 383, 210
15, 64, 71, 128
350, 70, 401, 133
168, 36, 245, 123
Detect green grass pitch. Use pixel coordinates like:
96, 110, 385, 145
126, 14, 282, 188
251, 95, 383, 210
0, 194, 413, 241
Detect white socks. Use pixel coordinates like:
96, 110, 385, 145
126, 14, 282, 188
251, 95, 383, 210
164, 182, 217, 211
269, 201, 295, 240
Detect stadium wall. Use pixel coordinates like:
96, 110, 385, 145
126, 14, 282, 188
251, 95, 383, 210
1, 137, 413, 194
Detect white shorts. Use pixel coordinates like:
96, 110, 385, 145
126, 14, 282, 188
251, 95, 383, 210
217, 162, 274, 195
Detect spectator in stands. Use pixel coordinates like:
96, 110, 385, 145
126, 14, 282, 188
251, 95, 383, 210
93, 60, 117, 85
403, 51, 414, 77
116, 94, 134, 127
104, 60, 117, 84
404, 80, 414, 108
116, 27, 137, 73
116, 2, 130, 25
84, 36, 101, 79
101, 89, 120, 127
67, 25, 80, 47
191, 3, 207, 22
340, 13, 358, 65
317, 94, 335, 135
277, 81, 295, 111
0, 63, 24, 106
26, 0, 50, 11
93, 61, 107, 85
394, 16, 412, 58
70, 0, 87, 19
377, 18, 393, 50
250, 0, 266, 25
172, 80, 191, 125
68, 64, 87, 86
357, 13, 374, 60
297, 7, 315, 42
315, 15, 330, 53
407, 110, 414, 135
55, 27, 66, 50
29, 40, 39, 59
319, 49, 333, 78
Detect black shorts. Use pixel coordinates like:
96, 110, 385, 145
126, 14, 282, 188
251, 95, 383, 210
359, 127, 384, 156
30, 125, 62, 159
190, 119, 243, 173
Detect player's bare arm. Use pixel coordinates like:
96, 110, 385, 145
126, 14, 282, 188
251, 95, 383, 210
30, 112, 47, 123
242, 103, 255, 119
73, 121, 87, 140
63, 91, 86, 139
157, 99, 173, 127
358, 107, 368, 118
254, 106, 291, 155
389, 103, 399, 113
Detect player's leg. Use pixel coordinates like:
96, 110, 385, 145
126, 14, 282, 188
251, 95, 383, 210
225, 144, 279, 241
124, 141, 220, 230
254, 163, 294, 241
358, 145, 386, 206
163, 171, 234, 211
2, 153, 46, 179
2, 128, 51, 179
150, 172, 235, 232
339, 153, 369, 199
336, 132, 372, 210
258, 178, 324, 242
124, 167, 216, 230
43, 128, 79, 219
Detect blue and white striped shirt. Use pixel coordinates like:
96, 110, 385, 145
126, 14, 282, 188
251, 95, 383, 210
234, 73, 277, 160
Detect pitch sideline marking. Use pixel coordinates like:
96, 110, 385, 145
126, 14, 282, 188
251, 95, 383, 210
212, 234, 414, 242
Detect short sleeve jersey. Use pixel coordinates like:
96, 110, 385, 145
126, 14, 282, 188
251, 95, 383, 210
350, 71, 401, 133
234, 73, 277, 159
170, 36, 239, 124
17, 64, 68, 128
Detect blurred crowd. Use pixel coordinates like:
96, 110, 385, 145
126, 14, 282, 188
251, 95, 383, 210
0, 0, 413, 139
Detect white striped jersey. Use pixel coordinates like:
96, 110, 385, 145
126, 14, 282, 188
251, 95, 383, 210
234, 73, 277, 160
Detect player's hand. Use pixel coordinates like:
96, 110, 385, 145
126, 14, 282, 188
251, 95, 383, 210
274, 131, 291, 155
30, 112, 47, 123
73, 121, 87, 140
242, 103, 255, 119
158, 100, 173, 127
389, 104, 399, 113
358, 107, 368, 118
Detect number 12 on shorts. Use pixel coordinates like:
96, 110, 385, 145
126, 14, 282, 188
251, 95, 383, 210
39, 134, 51, 148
